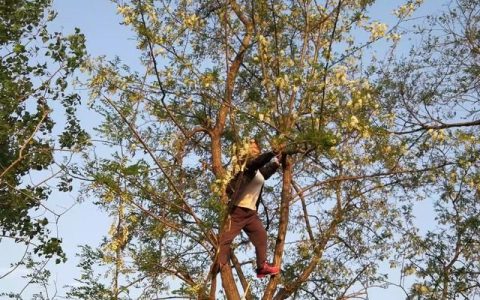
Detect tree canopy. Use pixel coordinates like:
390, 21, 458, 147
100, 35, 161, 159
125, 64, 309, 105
1, 0, 479, 299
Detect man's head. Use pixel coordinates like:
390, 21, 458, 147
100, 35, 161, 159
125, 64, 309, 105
248, 138, 261, 157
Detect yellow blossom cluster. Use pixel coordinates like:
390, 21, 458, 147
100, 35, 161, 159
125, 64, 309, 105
325, 70, 379, 139
413, 283, 431, 295
297, 241, 311, 259
255, 34, 272, 65
117, 5, 136, 25
144, 3, 159, 25
394, 0, 424, 18
211, 140, 251, 195
384, 113, 396, 127
274, 73, 290, 90
102, 201, 129, 266
455, 131, 476, 145
106, 222, 129, 252
258, 35, 269, 47
427, 128, 446, 142
367, 21, 388, 41
200, 72, 216, 88
85, 58, 133, 100
233, 140, 251, 172
388, 32, 402, 42
333, 66, 348, 84
346, 80, 376, 110
258, 112, 273, 124
349, 115, 360, 129
183, 13, 201, 28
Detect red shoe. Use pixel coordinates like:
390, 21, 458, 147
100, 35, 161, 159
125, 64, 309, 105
256, 261, 280, 278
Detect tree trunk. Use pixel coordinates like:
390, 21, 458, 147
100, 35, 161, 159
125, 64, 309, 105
263, 155, 293, 299
272, 183, 344, 299
220, 266, 241, 300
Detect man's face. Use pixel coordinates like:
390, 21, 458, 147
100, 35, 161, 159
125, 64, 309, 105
249, 139, 261, 156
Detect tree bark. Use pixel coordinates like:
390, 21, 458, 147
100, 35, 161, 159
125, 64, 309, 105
209, 2, 254, 298
263, 155, 293, 299
220, 264, 241, 300
272, 183, 344, 300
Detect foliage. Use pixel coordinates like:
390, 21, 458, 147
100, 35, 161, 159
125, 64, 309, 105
0, 0, 88, 290
65, 245, 116, 300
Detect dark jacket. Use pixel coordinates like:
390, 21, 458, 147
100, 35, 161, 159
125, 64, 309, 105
226, 151, 280, 210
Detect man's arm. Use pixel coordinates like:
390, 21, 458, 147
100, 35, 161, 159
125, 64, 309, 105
245, 151, 276, 173
259, 157, 280, 180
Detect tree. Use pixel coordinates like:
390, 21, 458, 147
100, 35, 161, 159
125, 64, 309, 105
76, 0, 479, 299
0, 0, 88, 295
377, 0, 480, 298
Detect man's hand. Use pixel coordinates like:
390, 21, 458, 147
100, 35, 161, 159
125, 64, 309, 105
272, 143, 286, 155
271, 154, 282, 167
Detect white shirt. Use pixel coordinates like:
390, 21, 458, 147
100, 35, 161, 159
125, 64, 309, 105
236, 171, 265, 210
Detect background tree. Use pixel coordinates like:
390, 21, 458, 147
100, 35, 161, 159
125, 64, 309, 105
74, 0, 479, 299
0, 0, 88, 296
378, 0, 480, 298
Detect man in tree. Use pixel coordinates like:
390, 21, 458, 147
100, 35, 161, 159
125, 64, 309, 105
218, 139, 282, 278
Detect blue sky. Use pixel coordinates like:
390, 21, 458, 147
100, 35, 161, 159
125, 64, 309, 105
0, 0, 448, 299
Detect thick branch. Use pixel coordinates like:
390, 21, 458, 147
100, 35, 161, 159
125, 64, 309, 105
231, 253, 254, 300
211, 0, 254, 177
292, 180, 315, 243
273, 183, 344, 300
263, 155, 293, 299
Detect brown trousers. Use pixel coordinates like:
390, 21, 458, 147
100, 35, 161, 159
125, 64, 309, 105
218, 206, 267, 268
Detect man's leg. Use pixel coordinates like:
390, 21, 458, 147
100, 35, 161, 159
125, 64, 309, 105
243, 212, 268, 268
218, 207, 245, 268
244, 212, 280, 277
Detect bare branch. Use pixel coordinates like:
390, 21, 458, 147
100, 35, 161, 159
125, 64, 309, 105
391, 119, 480, 135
